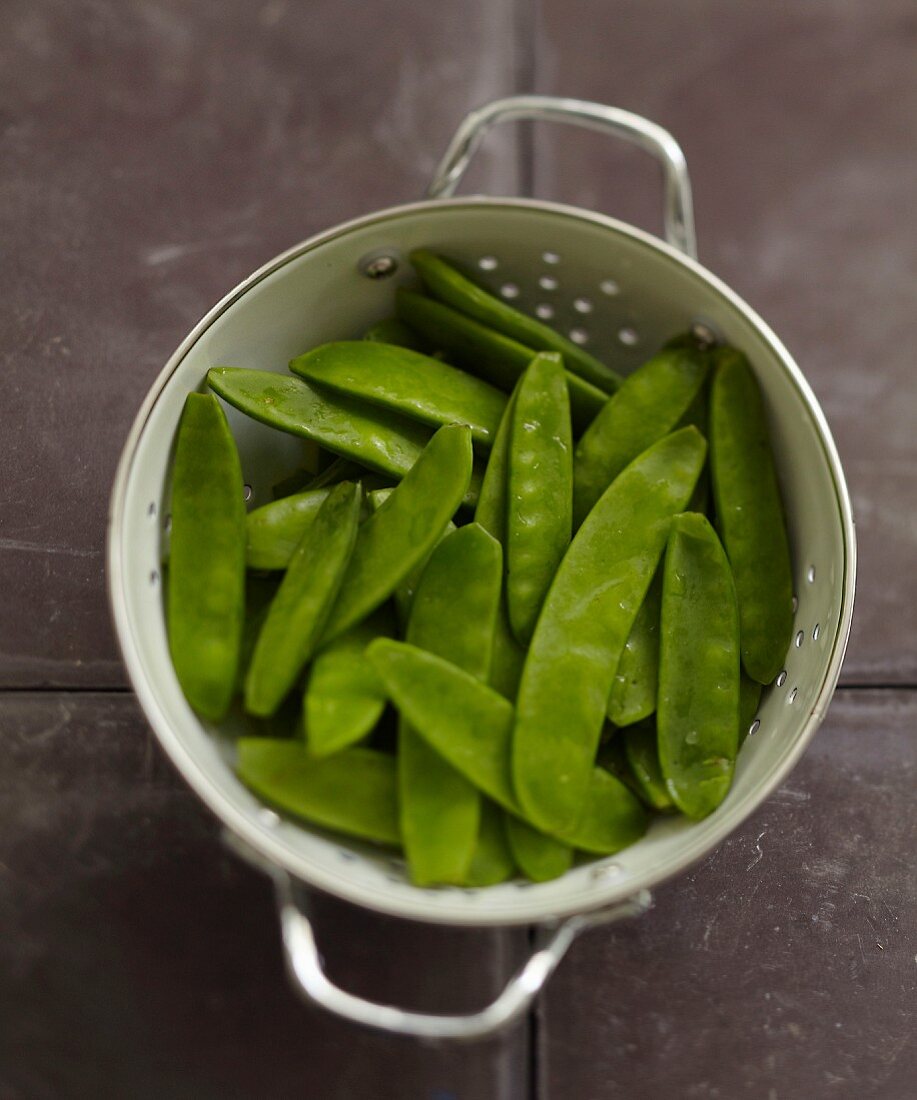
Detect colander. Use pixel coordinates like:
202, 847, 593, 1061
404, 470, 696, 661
107, 96, 856, 1041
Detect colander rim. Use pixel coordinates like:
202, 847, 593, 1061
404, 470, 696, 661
107, 195, 856, 926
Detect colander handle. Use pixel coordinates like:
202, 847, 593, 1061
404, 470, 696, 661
274, 871, 651, 1041
427, 94, 697, 259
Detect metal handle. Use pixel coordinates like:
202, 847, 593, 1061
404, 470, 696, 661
427, 94, 697, 259
275, 873, 652, 1041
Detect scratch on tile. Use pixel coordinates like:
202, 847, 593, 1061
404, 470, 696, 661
0, 537, 100, 558
747, 828, 767, 871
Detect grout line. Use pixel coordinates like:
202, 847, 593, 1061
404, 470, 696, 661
512, 0, 538, 198
1, 682, 914, 697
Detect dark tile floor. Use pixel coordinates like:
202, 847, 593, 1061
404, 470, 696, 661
1, 2, 913, 1097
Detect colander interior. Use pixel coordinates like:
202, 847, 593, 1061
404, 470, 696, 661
109, 198, 854, 926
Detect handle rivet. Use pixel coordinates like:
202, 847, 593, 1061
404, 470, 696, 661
361, 254, 398, 279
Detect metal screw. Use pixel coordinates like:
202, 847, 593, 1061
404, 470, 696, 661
690, 322, 718, 349
361, 254, 398, 279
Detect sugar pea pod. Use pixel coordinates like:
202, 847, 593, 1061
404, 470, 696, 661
244, 482, 361, 717
291, 342, 506, 450
395, 289, 606, 435
465, 801, 517, 886
321, 425, 473, 643
658, 512, 740, 819
168, 393, 246, 721
208, 367, 429, 481
572, 346, 709, 527
366, 487, 455, 624
679, 380, 712, 515
304, 605, 396, 759
506, 353, 572, 646
236, 573, 281, 692
738, 672, 763, 747
606, 570, 662, 727
410, 249, 622, 394
400, 524, 502, 886
245, 488, 332, 570
208, 367, 483, 508
504, 817, 573, 883
622, 720, 674, 812
513, 426, 707, 835
236, 740, 400, 846
362, 317, 433, 354
474, 383, 526, 699
368, 640, 647, 855
709, 347, 794, 684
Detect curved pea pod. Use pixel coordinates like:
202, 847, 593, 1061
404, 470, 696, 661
606, 570, 662, 727
506, 353, 573, 646
658, 512, 740, 819
291, 342, 506, 451
236, 740, 399, 846
410, 250, 622, 394
209, 366, 428, 479
474, 384, 526, 699
168, 393, 246, 721
366, 487, 455, 625
504, 817, 573, 882
573, 346, 709, 527
244, 482, 361, 717
464, 801, 517, 887
245, 488, 331, 570
395, 289, 606, 435
513, 426, 707, 836
304, 605, 396, 759
738, 672, 763, 747
322, 425, 473, 642
709, 347, 794, 684
368, 640, 647, 855
362, 317, 433, 354
400, 524, 502, 886
622, 720, 674, 812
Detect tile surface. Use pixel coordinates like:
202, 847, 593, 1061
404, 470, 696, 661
0, 0, 520, 688
536, 690, 917, 1099
532, 0, 917, 682
0, 693, 528, 1100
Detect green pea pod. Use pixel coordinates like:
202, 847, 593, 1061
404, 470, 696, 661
236, 740, 399, 846
322, 425, 473, 643
244, 482, 361, 717
395, 290, 606, 435
504, 816, 573, 882
400, 524, 501, 886
410, 250, 622, 394
368, 640, 647, 855
572, 346, 709, 527
304, 605, 396, 758
606, 569, 662, 727
362, 317, 433, 354
291, 342, 507, 451
658, 512, 740, 819
474, 383, 526, 699
622, 720, 674, 812
245, 488, 332, 570
513, 426, 707, 835
208, 367, 483, 508
709, 347, 794, 684
679, 380, 711, 515
168, 393, 246, 721
366, 487, 455, 625
464, 801, 517, 886
506, 353, 573, 646
236, 573, 282, 692
739, 672, 763, 747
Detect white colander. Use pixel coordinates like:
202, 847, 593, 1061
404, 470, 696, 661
107, 97, 856, 1040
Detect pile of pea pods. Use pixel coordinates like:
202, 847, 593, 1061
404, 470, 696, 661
166, 249, 794, 886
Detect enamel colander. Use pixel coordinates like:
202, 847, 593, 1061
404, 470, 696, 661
107, 96, 856, 1040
